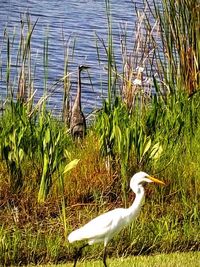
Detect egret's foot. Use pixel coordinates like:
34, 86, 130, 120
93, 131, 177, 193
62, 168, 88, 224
73, 243, 88, 267
103, 247, 108, 267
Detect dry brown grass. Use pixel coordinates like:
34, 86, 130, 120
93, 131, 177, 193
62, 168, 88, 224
64, 133, 117, 205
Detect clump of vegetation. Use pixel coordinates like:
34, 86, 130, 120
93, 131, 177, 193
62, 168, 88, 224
0, 0, 199, 265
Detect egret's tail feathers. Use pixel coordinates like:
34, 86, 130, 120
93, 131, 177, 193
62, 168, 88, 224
68, 228, 85, 243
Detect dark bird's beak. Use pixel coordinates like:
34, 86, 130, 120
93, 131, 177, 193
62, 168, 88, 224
79, 65, 90, 71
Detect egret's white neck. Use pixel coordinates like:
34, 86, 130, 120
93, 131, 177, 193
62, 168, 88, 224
126, 185, 145, 221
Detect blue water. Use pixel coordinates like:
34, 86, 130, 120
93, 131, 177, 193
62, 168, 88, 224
0, 0, 157, 115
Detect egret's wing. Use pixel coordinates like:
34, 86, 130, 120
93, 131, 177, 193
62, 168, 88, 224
68, 208, 123, 243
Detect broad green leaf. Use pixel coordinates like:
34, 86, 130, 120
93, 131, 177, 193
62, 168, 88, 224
115, 125, 122, 152
64, 149, 72, 160
8, 151, 14, 162
150, 142, 163, 160
9, 130, 16, 144
19, 148, 24, 162
45, 128, 51, 144
55, 131, 61, 146
142, 137, 152, 158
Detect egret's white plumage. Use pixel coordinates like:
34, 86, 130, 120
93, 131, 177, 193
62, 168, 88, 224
68, 171, 165, 266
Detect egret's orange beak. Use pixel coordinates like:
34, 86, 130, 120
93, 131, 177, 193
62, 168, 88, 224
147, 175, 165, 185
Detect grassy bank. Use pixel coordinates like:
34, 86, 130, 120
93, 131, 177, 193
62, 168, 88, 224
40, 252, 200, 267
0, 96, 199, 265
0, 0, 200, 266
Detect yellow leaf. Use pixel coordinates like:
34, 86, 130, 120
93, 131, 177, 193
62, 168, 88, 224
63, 159, 80, 174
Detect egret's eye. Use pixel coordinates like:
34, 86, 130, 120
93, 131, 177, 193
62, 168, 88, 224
139, 179, 149, 186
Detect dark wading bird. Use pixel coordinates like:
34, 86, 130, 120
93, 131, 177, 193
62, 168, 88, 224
70, 65, 89, 139
68, 171, 165, 267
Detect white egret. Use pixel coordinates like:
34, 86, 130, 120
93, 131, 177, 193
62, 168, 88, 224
68, 171, 165, 266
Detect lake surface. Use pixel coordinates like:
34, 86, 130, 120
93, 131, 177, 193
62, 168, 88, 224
0, 0, 158, 115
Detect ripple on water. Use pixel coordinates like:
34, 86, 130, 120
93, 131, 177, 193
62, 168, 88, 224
0, 0, 157, 115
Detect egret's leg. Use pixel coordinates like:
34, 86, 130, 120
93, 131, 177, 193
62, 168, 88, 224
103, 246, 108, 267
73, 243, 88, 267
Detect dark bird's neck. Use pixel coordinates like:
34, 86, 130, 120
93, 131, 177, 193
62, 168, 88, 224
73, 67, 82, 110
